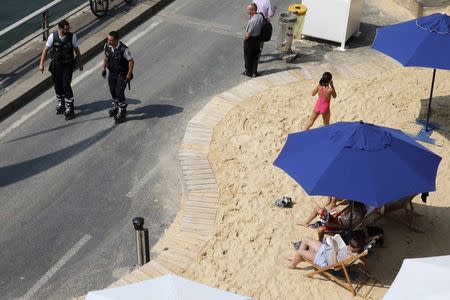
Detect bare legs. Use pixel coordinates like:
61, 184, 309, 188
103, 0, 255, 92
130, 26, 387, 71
303, 109, 320, 130
303, 109, 331, 130
298, 205, 323, 226
284, 237, 323, 269
297, 197, 337, 226
322, 110, 330, 126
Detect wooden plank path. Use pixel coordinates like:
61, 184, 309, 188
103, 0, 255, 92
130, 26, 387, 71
74, 53, 400, 298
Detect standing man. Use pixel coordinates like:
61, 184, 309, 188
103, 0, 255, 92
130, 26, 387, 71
253, 0, 275, 20
253, 0, 276, 59
243, 3, 264, 77
102, 31, 134, 123
39, 19, 83, 120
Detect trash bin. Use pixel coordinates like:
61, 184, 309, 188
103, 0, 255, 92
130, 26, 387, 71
278, 12, 297, 53
288, 4, 307, 39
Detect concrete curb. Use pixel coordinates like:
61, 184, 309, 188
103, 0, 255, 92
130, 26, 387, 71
0, 0, 174, 121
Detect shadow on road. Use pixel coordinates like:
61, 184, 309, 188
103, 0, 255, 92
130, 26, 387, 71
259, 67, 301, 76
3, 100, 183, 144
127, 103, 184, 121
0, 126, 115, 187
76, 99, 141, 117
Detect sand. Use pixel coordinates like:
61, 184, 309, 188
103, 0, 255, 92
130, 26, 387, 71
180, 67, 450, 299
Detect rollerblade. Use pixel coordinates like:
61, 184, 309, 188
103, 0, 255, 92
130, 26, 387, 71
64, 103, 75, 120
109, 101, 118, 117
56, 101, 65, 114
114, 107, 126, 124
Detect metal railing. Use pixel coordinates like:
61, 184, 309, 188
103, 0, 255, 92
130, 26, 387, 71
0, 0, 90, 60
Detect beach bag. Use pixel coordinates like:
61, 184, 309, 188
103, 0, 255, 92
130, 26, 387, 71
259, 13, 272, 42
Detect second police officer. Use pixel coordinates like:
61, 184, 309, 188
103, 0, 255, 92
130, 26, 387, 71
102, 31, 134, 123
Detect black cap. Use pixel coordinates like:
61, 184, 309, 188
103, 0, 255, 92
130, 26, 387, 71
132, 217, 144, 230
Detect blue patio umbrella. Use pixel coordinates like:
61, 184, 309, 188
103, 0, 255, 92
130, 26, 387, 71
371, 13, 450, 140
273, 121, 441, 208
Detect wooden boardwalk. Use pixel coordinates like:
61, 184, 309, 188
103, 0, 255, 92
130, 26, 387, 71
74, 52, 399, 298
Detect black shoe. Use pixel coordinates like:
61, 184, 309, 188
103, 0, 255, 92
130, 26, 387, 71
242, 71, 252, 77
56, 102, 65, 114
114, 108, 126, 124
252, 73, 261, 77
64, 106, 74, 120
290, 241, 302, 251
109, 107, 118, 118
273, 196, 293, 208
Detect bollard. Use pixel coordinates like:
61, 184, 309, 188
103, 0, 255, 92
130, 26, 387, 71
132, 217, 150, 266
132, 217, 145, 266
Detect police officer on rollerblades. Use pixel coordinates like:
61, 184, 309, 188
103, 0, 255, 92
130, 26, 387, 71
39, 19, 83, 120
102, 31, 134, 123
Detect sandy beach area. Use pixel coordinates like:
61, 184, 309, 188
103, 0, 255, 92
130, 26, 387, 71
178, 66, 450, 299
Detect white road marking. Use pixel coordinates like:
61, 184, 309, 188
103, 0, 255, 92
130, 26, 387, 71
125, 21, 160, 45
21, 234, 92, 300
126, 166, 156, 198
0, 21, 161, 141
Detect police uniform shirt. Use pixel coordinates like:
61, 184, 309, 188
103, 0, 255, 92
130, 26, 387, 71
46, 32, 79, 48
105, 41, 133, 61
245, 13, 264, 37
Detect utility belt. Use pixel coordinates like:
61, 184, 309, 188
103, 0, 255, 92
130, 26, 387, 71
49, 59, 75, 73
108, 70, 134, 90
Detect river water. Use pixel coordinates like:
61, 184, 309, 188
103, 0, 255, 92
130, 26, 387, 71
0, 0, 87, 52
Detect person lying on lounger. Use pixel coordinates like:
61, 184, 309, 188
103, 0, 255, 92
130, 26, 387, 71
297, 196, 339, 226
298, 200, 367, 241
283, 232, 365, 269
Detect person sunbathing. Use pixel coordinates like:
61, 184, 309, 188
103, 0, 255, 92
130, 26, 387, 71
283, 233, 365, 269
297, 196, 338, 226
298, 201, 367, 241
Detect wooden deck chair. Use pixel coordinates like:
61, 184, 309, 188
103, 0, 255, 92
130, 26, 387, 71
325, 194, 423, 237
360, 194, 423, 233
314, 203, 369, 240
303, 250, 377, 299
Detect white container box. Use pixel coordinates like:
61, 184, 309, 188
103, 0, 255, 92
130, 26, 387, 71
301, 0, 364, 50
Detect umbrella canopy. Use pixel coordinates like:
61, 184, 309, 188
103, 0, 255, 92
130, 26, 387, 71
86, 274, 252, 300
371, 13, 450, 70
371, 13, 450, 136
273, 121, 441, 207
384, 255, 450, 300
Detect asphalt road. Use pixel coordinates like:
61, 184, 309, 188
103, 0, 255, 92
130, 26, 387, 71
0, 0, 295, 298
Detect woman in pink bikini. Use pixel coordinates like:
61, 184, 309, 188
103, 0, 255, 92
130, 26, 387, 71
303, 72, 337, 130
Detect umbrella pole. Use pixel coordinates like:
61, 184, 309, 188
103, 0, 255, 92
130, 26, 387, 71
424, 69, 436, 132
348, 201, 354, 241
414, 69, 438, 144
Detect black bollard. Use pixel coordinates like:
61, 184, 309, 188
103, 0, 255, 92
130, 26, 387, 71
132, 217, 149, 266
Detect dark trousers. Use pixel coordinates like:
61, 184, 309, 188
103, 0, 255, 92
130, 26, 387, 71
51, 61, 74, 104
108, 73, 127, 108
244, 36, 261, 76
